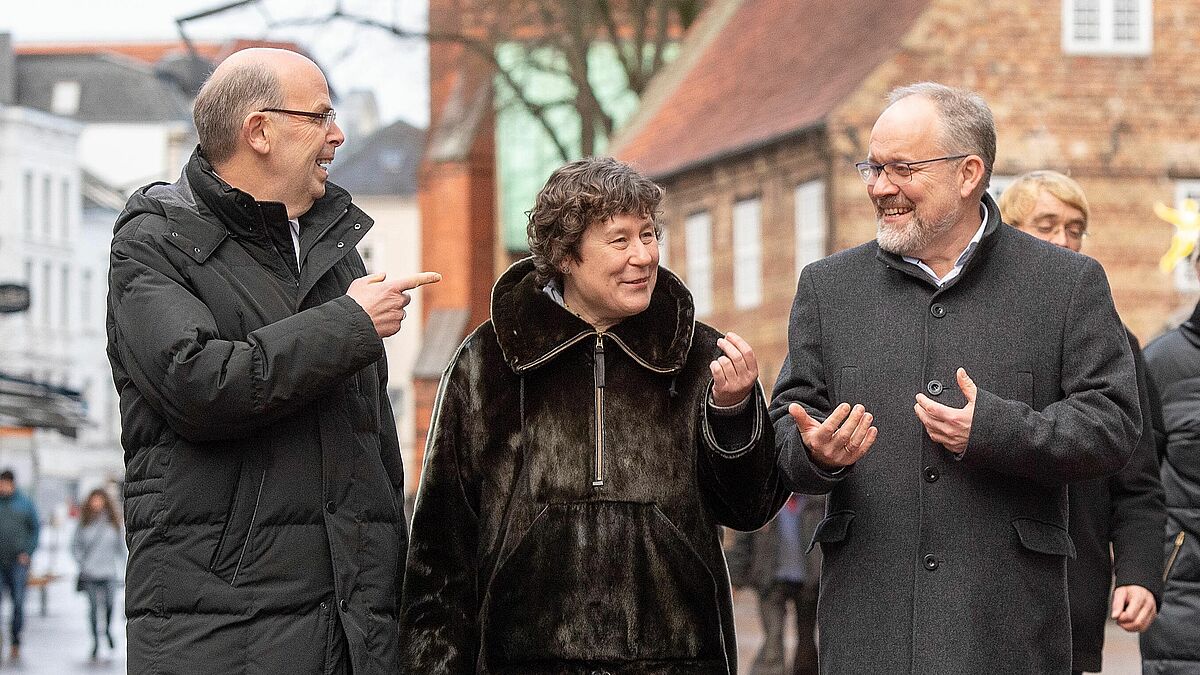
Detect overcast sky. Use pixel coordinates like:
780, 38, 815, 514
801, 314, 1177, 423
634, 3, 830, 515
0, 0, 430, 127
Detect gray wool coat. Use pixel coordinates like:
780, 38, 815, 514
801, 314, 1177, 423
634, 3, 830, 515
769, 194, 1142, 674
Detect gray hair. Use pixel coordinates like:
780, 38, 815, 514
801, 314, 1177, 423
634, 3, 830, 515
888, 82, 996, 192
193, 62, 285, 165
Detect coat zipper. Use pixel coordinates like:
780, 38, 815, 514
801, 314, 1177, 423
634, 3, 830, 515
1163, 531, 1186, 582
592, 334, 606, 488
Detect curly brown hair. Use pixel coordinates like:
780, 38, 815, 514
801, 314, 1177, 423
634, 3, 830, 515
526, 157, 664, 285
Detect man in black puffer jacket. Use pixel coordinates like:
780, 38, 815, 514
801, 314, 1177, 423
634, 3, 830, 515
107, 48, 437, 673
1141, 289, 1200, 674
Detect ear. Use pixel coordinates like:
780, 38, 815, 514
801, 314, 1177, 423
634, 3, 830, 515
243, 111, 271, 156
958, 155, 986, 199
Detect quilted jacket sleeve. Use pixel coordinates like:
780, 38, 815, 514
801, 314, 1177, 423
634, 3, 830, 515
108, 221, 384, 443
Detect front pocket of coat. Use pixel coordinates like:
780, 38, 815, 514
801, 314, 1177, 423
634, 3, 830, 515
1011, 517, 1076, 558
1007, 371, 1034, 406
483, 501, 725, 669
807, 509, 855, 553
208, 460, 267, 585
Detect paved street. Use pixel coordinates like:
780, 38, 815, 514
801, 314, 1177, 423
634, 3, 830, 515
0, 567, 1145, 673
0, 574, 125, 673
732, 589, 1144, 674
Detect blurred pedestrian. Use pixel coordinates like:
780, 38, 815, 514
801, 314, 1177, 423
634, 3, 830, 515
727, 494, 823, 675
72, 489, 126, 661
1139, 255, 1200, 673
999, 170, 1165, 674
0, 469, 39, 661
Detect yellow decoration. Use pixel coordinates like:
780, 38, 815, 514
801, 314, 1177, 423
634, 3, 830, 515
1157, 199, 1200, 274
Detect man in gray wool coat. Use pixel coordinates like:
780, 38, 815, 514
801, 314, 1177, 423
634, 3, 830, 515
769, 82, 1142, 674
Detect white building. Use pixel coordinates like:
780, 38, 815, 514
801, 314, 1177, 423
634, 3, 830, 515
0, 103, 120, 505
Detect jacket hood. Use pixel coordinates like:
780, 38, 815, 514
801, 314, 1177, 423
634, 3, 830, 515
491, 258, 695, 374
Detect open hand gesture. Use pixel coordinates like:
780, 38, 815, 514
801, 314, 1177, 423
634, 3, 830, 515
913, 367, 976, 455
788, 402, 877, 471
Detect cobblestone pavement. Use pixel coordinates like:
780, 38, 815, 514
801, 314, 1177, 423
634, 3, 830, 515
733, 589, 1144, 674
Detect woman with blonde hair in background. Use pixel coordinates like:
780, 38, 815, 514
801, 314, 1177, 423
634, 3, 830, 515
72, 488, 126, 661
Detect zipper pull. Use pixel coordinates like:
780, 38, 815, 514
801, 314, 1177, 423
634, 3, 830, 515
594, 335, 605, 388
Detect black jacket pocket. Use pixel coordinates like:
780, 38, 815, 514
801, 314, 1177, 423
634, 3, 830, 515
1012, 517, 1076, 558
807, 510, 855, 553
208, 459, 267, 585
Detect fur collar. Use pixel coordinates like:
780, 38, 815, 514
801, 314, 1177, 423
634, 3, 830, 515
491, 258, 695, 375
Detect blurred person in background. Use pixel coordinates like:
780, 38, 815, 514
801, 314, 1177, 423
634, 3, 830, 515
0, 469, 38, 662
727, 493, 824, 675
400, 156, 788, 673
72, 488, 126, 661
999, 170, 1164, 675
1139, 252, 1200, 674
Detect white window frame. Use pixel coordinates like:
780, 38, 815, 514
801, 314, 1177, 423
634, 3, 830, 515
794, 181, 827, 278
732, 197, 763, 310
1062, 0, 1152, 56
1171, 180, 1200, 292
684, 211, 713, 317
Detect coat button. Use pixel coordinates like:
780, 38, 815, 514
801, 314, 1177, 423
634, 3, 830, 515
336, 241, 345, 248
325, 500, 336, 514
339, 599, 349, 612
170, 231, 179, 237
924, 466, 940, 482
319, 601, 328, 610
930, 303, 946, 318
353, 223, 362, 230
926, 380, 943, 396
193, 247, 201, 254
924, 554, 939, 571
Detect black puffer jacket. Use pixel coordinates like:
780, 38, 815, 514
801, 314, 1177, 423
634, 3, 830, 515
400, 259, 788, 673
1141, 303, 1200, 674
107, 150, 406, 673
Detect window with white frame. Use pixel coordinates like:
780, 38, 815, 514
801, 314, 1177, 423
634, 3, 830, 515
794, 181, 827, 277
657, 227, 669, 272
1062, 0, 1152, 55
1172, 180, 1200, 292
684, 211, 713, 317
732, 197, 763, 309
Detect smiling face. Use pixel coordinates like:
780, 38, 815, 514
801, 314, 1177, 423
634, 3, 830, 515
867, 96, 969, 256
264, 58, 344, 218
562, 213, 659, 331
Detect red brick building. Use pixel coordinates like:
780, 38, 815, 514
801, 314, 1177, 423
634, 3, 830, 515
611, 0, 1199, 391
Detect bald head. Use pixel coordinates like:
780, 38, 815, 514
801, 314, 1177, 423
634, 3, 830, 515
193, 48, 325, 165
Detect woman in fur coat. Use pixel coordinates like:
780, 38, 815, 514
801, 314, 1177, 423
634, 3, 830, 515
401, 157, 789, 673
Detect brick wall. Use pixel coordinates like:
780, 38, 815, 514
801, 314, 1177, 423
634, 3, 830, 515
826, 0, 1200, 343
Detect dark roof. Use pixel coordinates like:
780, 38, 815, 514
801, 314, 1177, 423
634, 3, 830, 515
15, 52, 193, 123
330, 119, 425, 197
611, 0, 931, 179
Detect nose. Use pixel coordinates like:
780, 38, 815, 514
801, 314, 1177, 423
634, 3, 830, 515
630, 238, 656, 266
328, 120, 345, 148
869, 171, 899, 198
1049, 228, 1069, 248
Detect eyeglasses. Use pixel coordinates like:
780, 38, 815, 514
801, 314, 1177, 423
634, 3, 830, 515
1030, 219, 1088, 242
854, 154, 970, 185
259, 107, 338, 129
